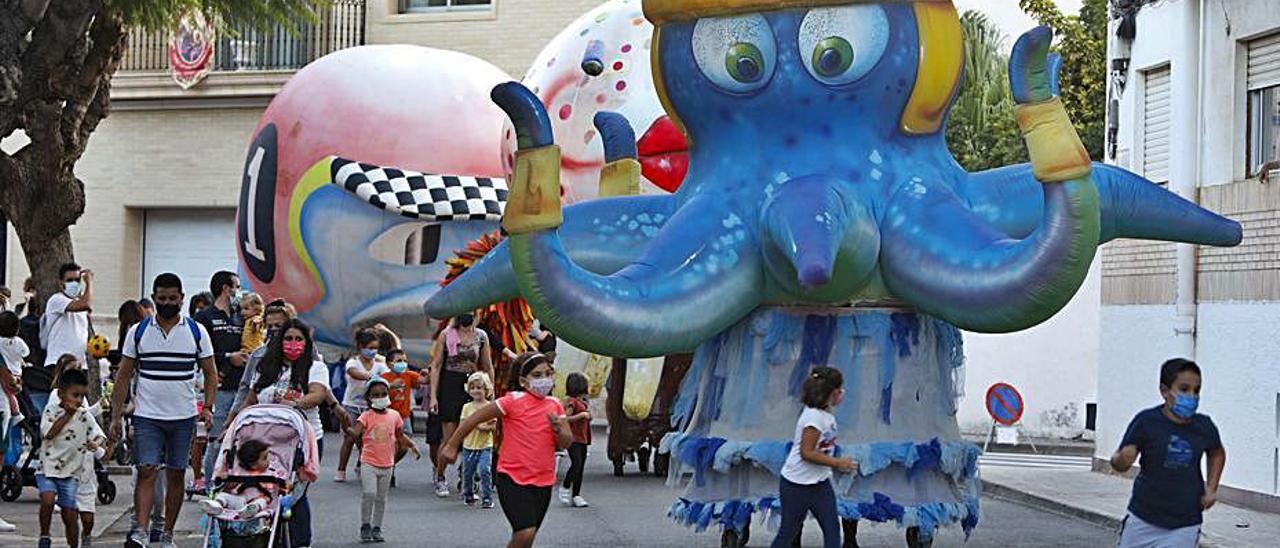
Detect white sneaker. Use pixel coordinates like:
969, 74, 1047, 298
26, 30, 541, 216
572, 496, 590, 508
239, 501, 264, 519
0, 515, 14, 532
434, 478, 450, 498
558, 487, 571, 505
334, 470, 347, 482
198, 498, 225, 515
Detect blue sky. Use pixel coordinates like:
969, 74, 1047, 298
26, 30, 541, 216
955, 0, 1085, 47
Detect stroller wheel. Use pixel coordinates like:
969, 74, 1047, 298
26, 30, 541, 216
97, 480, 117, 505
1, 466, 22, 502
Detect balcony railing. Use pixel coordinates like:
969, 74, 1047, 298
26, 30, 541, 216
121, 0, 366, 73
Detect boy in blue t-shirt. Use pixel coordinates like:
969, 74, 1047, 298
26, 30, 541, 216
1111, 358, 1226, 547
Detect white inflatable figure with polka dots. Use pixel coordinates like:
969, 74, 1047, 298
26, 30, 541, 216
504, 0, 688, 203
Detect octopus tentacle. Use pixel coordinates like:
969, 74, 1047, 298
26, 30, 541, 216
881, 27, 1101, 333
880, 176, 1100, 333
424, 195, 677, 319
958, 163, 1243, 246
494, 82, 765, 358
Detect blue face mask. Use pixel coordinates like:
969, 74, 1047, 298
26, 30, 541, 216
1171, 393, 1199, 419
392, 362, 408, 374
360, 348, 378, 360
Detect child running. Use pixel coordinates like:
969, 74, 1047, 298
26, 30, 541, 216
441, 352, 571, 548
38, 368, 105, 548
459, 372, 496, 508
337, 329, 386, 482
353, 378, 421, 543
771, 366, 856, 548
1111, 358, 1226, 548
559, 372, 591, 508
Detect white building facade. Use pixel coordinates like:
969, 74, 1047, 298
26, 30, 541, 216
1104, 0, 1280, 510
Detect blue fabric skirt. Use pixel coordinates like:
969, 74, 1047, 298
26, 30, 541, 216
660, 307, 980, 542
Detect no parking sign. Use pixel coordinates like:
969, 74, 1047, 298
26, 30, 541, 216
985, 382, 1024, 426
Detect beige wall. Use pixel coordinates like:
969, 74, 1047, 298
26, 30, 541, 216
5, 106, 265, 326
366, 0, 602, 78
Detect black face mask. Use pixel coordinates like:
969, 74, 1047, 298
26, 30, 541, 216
156, 303, 180, 320
457, 314, 475, 327
266, 327, 283, 343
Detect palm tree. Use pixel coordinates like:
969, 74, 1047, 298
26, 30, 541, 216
946, 11, 1029, 172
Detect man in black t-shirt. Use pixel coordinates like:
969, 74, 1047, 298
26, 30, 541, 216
1111, 358, 1226, 547
193, 271, 246, 487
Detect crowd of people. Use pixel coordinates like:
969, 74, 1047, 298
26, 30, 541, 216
0, 264, 1229, 548
0, 264, 588, 548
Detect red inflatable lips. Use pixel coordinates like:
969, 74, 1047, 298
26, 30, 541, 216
637, 116, 689, 193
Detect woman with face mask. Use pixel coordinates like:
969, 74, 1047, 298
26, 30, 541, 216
243, 318, 330, 547
440, 352, 572, 548
426, 312, 493, 497
335, 329, 387, 482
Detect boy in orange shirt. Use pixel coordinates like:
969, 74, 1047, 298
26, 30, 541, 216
379, 349, 423, 434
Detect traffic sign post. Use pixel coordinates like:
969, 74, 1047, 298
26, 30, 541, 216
982, 382, 1037, 453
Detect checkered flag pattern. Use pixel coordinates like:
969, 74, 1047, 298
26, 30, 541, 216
330, 157, 508, 222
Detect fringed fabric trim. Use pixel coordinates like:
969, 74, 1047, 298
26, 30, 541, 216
663, 434, 981, 484
667, 491, 981, 540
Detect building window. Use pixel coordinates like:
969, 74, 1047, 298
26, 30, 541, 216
1247, 32, 1280, 178
1141, 66, 1171, 184
402, 0, 492, 13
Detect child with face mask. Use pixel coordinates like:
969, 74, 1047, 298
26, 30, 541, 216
379, 349, 422, 436
440, 352, 572, 548
1111, 358, 1227, 548
351, 379, 420, 543
458, 372, 496, 508
337, 329, 387, 483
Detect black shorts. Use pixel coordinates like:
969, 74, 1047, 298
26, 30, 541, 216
496, 472, 552, 532
423, 414, 444, 444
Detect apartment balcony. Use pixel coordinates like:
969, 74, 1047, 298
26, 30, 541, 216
113, 0, 365, 102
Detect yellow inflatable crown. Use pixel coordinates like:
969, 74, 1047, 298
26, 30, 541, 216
643, 0, 953, 25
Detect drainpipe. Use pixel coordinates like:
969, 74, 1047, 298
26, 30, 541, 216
1171, 0, 1204, 359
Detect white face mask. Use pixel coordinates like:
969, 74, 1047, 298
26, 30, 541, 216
64, 281, 82, 298
527, 377, 555, 398
369, 396, 391, 410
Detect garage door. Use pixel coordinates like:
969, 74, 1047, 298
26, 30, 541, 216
142, 209, 238, 307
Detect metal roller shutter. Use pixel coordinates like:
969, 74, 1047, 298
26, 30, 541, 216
142, 209, 238, 307
1248, 32, 1280, 91
1142, 67, 1171, 184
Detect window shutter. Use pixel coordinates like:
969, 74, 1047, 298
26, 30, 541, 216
1248, 33, 1280, 91
1142, 67, 1171, 184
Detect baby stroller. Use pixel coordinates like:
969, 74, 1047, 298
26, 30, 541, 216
202, 404, 319, 548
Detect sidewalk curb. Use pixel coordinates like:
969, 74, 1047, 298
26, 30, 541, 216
981, 479, 1121, 530
982, 479, 1227, 548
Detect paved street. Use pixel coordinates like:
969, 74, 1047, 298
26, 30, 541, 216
0, 433, 1122, 547
301, 432, 1118, 547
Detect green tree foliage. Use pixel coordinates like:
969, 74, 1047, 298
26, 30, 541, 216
946, 10, 1028, 172
1020, 0, 1108, 160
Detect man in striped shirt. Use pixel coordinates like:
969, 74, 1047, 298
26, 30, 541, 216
109, 273, 216, 548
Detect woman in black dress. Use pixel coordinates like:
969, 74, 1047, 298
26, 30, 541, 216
427, 313, 493, 497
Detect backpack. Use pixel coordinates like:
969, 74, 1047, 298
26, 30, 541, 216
132, 316, 203, 349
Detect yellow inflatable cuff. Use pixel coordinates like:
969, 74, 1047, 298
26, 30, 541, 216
502, 146, 564, 235
599, 158, 643, 197
1016, 97, 1092, 183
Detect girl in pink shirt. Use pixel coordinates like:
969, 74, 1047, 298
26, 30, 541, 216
350, 379, 420, 543
442, 352, 571, 548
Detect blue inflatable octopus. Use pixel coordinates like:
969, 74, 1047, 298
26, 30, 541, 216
429, 0, 1240, 542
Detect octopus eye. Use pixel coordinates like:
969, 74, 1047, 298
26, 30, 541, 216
692, 14, 776, 94
726, 43, 766, 83
799, 6, 890, 86
813, 37, 855, 78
